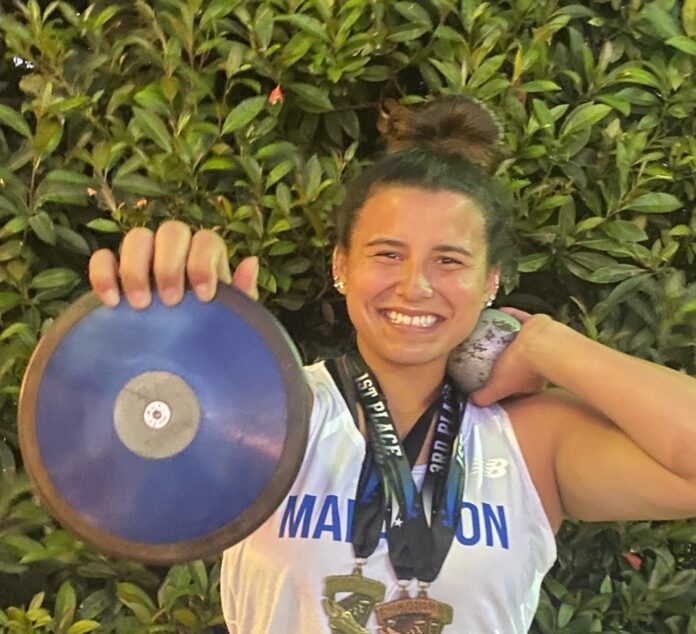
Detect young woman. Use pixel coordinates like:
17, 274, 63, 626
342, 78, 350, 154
89, 97, 696, 633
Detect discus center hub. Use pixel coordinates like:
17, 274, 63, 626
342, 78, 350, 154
143, 400, 171, 429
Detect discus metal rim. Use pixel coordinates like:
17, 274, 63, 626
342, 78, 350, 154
18, 285, 309, 563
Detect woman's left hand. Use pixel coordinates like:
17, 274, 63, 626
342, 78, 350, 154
470, 307, 549, 406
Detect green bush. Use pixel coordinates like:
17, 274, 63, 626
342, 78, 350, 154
0, 0, 695, 631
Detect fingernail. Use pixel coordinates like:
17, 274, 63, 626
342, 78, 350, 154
130, 290, 150, 309
103, 289, 120, 307
194, 283, 213, 301
160, 287, 180, 305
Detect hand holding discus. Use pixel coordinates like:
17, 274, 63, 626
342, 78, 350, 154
19, 221, 310, 564
89, 220, 259, 308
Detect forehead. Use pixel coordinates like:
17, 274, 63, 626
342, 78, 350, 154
352, 186, 487, 243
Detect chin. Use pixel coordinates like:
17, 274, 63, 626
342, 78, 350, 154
373, 345, 450, 370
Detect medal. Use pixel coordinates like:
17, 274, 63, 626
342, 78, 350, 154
323, 559, 386, 633
375, 582, 453, 634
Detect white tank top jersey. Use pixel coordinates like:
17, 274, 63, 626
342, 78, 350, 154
221, 362, 557, 633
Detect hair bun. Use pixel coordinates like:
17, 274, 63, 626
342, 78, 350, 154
376, 96, 501, 172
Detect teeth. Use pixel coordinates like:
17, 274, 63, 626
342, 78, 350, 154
385, 311, 437, 328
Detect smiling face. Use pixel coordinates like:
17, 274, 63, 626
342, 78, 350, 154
333, 185, 499, 376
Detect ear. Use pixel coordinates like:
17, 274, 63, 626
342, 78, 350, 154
332, 246, 348, 294
484, 265, 501, 304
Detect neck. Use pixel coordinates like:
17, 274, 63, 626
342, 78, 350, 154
356, 339, 446, 437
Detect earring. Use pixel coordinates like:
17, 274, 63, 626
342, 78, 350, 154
333, 277, 346, 292
485, 275, 500, 308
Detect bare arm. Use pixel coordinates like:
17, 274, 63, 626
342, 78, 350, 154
477, 314, 696, 521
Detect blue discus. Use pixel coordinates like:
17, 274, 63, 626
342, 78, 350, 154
18, 286, 309, 563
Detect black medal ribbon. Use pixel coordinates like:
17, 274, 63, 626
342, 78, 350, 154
344, 350, 467, 583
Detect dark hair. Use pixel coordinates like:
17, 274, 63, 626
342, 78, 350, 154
334, 96, 513, 267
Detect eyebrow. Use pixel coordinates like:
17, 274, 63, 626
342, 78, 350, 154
364, 238, 475, 258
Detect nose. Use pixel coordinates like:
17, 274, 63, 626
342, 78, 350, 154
396, 262, 434, 301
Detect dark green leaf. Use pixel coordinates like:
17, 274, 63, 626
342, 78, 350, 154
468, 55, 505, 88
222, 96, 267, 134
393, 2, 432, 27
173, 608, 199, 627
189, 560, 208, 593
76, 590, 113, 620
589, 264, 646, 283
0, 321, 36, 345
132, 107, 172, 152
558, 603, 574, 628
269, 240, 297, 255
602, 220, 648, 242
0, 239, 23, 261
560, 103, 612, 136
640, 3, 680, 39
86, 219, 121, 233
280, 14, 329, 43
279, 33, 313, 66
200, 157, 236, 171
30, 268, 80, 290
29, 212, 56, 244
518, 253, 550, 272
303, 155, 322, 199
266, 160, 294, 188
520, 80, 561, 92
35, 180, 90, 206
596, 94, 631, 117
610, 65, 661, 88
133, 84, 169, 115
112, 174, 168, 197
255, 141, 297, 161
666, 35, 696, 56
623, 193, 682, 213
116, 582, 156, 623
55, 226, 90, 255
54, 581, 76, 631
286, 83, 333, 112
32, 119, 63, 156
360, 65, 392, 82
0, 105, 31, 138
386, 23, 431, 41
254, 5, 275, 49
0, 292, 21, 314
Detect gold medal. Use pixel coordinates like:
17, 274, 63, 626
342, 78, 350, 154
323, 560, 386, 633
375, 582, 453, 634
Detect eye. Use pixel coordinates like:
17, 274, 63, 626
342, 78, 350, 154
374, 251, 402, 261
436, 255, 464, 267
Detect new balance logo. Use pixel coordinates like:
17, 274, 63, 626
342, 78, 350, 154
471, 458, 509, 478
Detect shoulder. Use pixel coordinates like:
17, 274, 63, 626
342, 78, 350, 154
502, 388, 612, 438
498, 389, 589, 531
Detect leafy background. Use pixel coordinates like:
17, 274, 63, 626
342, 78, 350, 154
1, 0, 696, 631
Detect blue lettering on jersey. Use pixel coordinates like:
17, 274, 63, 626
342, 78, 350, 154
279, 494, 316, 538
279, 495, 509, 549
312, 494, 341, 540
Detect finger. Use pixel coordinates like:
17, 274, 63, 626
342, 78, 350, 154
497, 306, 533, 323
119, 227, 155, 309
471, 375, 546, 407
232, 256, 259, 301
187, 230, 231, 302
89, 249, 120, 307
469, 385, 499, 408
153, 221, 192, 306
